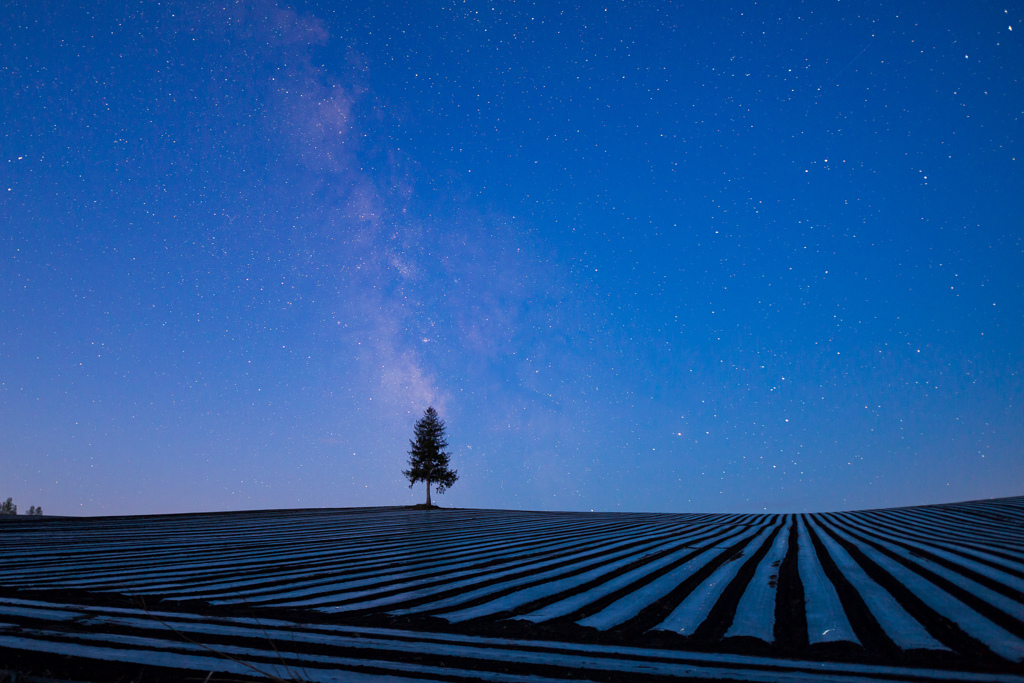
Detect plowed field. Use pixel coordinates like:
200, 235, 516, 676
2, 496, 1022, 681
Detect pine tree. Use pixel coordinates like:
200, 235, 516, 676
403, 407, 458, 506
0, 498, 15, 515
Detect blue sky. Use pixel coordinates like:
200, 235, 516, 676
2, 0, 1021, 515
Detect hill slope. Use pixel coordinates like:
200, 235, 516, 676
2, 497, 1022, 681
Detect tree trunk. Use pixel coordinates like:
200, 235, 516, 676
425, 480, 432, 507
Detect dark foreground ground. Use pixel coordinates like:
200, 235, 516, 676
1, 496, 1022, 682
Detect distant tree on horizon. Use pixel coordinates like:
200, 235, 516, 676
0, 498, 16, 515
27, 505, 42, 516
403, 407, 458, 506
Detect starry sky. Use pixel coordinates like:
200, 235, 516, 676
2, 1, 1021, 516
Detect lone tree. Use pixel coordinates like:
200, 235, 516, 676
403, 407, 458, 506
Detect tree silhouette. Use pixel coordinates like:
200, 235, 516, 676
403, 407, 458, 506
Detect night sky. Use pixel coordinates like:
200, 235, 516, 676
2, 1, 1021, 516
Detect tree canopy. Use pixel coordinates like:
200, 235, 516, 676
403, 407, 458, 506
1, 498, 43, 516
